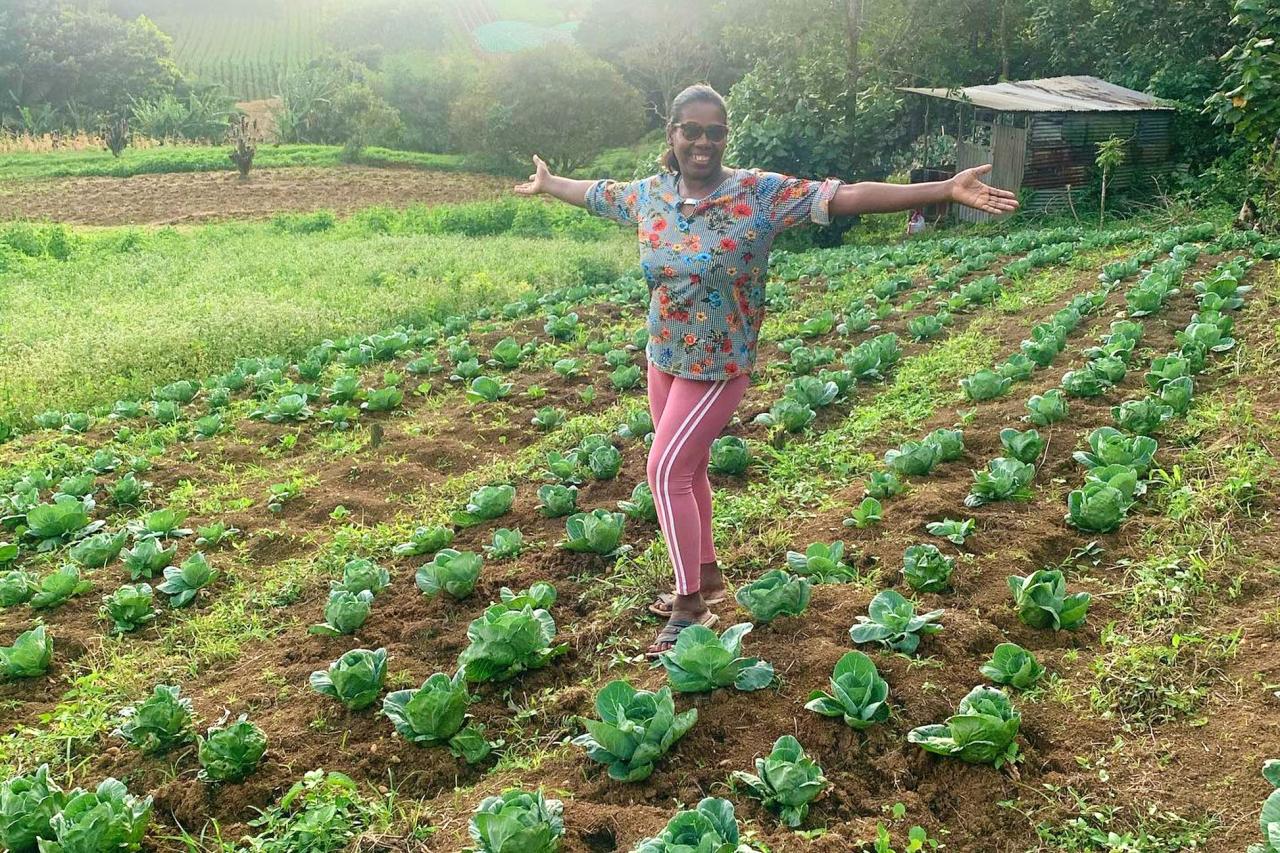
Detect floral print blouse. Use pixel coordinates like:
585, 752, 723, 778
584, 168, 842, 381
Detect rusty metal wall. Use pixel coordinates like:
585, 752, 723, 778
1022, 110, 1173, 211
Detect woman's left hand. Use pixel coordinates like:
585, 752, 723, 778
948, 164, 1020, 215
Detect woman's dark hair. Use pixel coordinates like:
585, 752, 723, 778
662, 84, 727, 173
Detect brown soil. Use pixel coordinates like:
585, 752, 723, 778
0, 165, 513, 226
1, 246, 1276, 852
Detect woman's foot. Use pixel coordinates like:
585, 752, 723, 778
648, 562, 726, 615
645, 594, 718, 658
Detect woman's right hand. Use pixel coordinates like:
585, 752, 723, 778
513, 154, 551, 196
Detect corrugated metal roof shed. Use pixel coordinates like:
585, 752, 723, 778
898, 75, 1175, 112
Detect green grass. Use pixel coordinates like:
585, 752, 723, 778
0, 219, 632, 422
0, 145, 467, 183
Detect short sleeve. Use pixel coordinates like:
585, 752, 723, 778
584, 177, 648, 226
754, 171, 843, 231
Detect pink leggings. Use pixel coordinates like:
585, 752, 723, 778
646, 363, 750, 596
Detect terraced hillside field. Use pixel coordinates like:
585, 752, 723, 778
1, 219, 1279, 851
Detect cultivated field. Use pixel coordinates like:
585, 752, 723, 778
2, 211, 1278, 850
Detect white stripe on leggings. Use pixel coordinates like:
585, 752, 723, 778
655, 379, 727, 595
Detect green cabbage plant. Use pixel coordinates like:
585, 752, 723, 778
926, 518, 975, 546
1253, 760, 1280, 853
416, 549, 483, 599
654, 623, 774, 693
865, 470, 905, 499
618, 483, 658, 523
734, 570, 811, 624
129, 507, 192, 540
452, 484, 516, 527
537, 484, 578, 518
121, 538, 175, 581
467, 376, 513, 404
631, 798, 749, 853
1145, 355, 1193, 390
1111, 397, 1173, 436
198, 715, 267, 782
68, 529, 127, 569
485, 528, 523, 560
1, 624, 52, 680
469, 788, 564, 853
965, 458, 1035, 507
0, 569, 36, 607
923, 428, 965, 462
1060, 366, 1111, 398
113, 684, 193, 754
980, 643, 1044, 690
1158, 376, 1194, 415
39, 777, 152, 852
571, 680, 697, 782
999, 428, 1045, 465
805, 651, 890, 730
24, 495, 100, 551
960, 369, 1012, 402
531, 406, 565, 431
785, 541, 856, 583
1008, 569, 1090, 630
1025, 390, 1069, 426
458, 604, 567, 683
560, 510, 626, 557
754, 399, 816, 433
908, 685, 1020, 767
783, 375, 838, 408
30, 565, 93, 610
309, 589, 374, 636
1073, 427, 1158, 474
1066, 481, 1133, 533
843, 497, 882, 529
849, 590, 943, 655
391, 526, 453, 557
381, 670, 491, 763
331, 558, 390, 596
709, 436, 750, 475
497, 582, 557, 612
0, 763, 67, 853
102, 584, 157, 634
310, 647, 387, 710
730, 735, 828, 827
902, 544, 954, 592
157, 552, 216, 608
884, 440, 939, 477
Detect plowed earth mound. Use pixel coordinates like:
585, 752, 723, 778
0, 165, 512, 226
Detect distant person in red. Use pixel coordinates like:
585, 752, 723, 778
515, 84, 1017, 656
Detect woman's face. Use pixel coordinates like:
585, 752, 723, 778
667, 100, 728, 182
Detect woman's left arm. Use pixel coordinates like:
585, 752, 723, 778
829, 164, 1020, 217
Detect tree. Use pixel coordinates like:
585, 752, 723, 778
449, 45, 646, 174
274, 54, 402, 148
1206, 0, 1280, 230
381, 51, 479, 153
1, 1, 183, 131
575, 0, 739, 120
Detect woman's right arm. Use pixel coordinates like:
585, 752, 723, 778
513, 155, 595, 208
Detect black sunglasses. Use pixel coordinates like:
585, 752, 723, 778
674, 121, 729, 143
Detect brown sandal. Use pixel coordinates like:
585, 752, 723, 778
648, 591, 726, 616
644, 611, 719, 659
